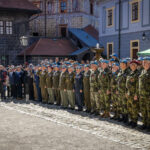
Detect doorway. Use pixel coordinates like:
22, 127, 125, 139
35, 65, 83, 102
59, 24, 67, 38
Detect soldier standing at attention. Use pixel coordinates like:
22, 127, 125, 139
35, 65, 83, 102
90, 62, 99, 115
74, 66, 83, 111
110, 63, 120, 120
126, 60, 140, 128
117, 59, 129, 123
83, 64, 91, 113
46, 66, 54, 104
139, 57, 150, 131
66, 65, 75, 110
52, 65, 61, 105
59, 65, 68, 108
38, 66, 48, 103
98, 60, 111, 118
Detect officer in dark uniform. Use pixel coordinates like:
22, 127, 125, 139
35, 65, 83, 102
74, 66, 83, 111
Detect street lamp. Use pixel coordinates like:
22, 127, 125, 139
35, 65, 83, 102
91, 43, 104, 61
20, 36, 29, 64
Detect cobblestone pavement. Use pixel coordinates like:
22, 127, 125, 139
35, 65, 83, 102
0, 100, 150, 150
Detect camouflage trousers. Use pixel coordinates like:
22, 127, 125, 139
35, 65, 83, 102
127, 96, 139, 123
100, 89, 110, 112
60, 90, 68, 107
41, 86, 48, 103
90, 92, 100, 113
47, 88, 55, 104
67, 90, 75, 109
111, 93, 119, 117
84, 89, 91, 111
118, 93, 128, 115
140, 96, 150, 126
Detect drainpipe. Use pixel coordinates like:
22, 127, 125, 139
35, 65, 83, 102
118, 0, 121, 58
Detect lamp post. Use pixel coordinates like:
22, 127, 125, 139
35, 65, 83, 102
20, 36, 29, 64
91, 43, 104, 61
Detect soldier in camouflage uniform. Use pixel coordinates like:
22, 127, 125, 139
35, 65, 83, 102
126, 60, 140, 128
52, 65, 61, 105
66, 65, 75, 109
46, 66, 54, 104
117, 59, 129, 123
38, 66, 48, 103
110, 63, 120, 120
90, 62, 100, 115
139, 57, 150, 131
83, 64, 91, 113
59, 65, 68, 108
98, 60, 111, 118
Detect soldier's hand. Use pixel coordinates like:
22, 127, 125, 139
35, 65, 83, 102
134, 95, 138, 101
116, 91, 119, 95
73, 89, 75, 92
125, 93, 128, 98
80, 90, 83, 93
98, 90, 101, 93
64, 89, 66, 92
107, 90, 110, 95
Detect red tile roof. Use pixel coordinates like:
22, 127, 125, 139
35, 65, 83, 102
83, 25, 99, 41
19, 38, 77, 56
0, 0, 40, 13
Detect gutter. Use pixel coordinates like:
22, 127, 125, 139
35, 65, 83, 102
118, 0, 121, 58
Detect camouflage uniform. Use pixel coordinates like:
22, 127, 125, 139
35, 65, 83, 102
139, 69, 150, 128
46, 71, 54, 104
83, 70, 91, 112
59, 71, 68, 107
126, 69, 139, 124
90, 70, 99, 114
110, 70, 119, 118
98, 68, 111, 116
117, 68, 129, 121
39, 71, 48, 103
66, 72, 75, 109
52, 71, 61, 105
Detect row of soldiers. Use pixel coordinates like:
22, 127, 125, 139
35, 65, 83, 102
0, 55, 150, 131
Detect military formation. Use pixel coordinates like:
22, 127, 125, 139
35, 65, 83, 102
0, 55, 150, 131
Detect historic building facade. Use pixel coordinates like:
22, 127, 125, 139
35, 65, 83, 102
0, 0, 40, 65
29, 0, 100, 38
99, 0, 150, 59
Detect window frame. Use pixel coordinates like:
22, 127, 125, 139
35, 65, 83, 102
106, 7, 114, 28
0, 21, 4, 35
60, 0, 67, 13
130, 0, 140, 23
107, 42, 114, 59
130, 40, 139, 59
5, 21, 13, 35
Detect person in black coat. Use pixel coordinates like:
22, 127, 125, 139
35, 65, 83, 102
74, 66, 83, 111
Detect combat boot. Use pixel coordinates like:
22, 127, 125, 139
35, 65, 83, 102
131, 122, 137, 128
101, 111, 106, 118
105, 112, 110, 118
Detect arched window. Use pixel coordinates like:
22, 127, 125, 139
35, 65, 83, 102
60, 0, 67, 13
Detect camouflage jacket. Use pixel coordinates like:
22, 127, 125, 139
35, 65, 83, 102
126, 69, 140, 97
139, 69, 150, 97
98, 68, 111, 91
110, 70, 119, 93
117, 68, 129, 94
90, 69, 99, 92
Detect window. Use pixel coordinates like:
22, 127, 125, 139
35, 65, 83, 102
131, 1, 140, 23
107, 42, 113, 59
0, 21, 4, 34
72, 0, 78, 12
130, 40, 139, 59
60, 0, 67, 13
107, 8, 114, 27
6, 21, 12, 35
90, 2, 94, 15
47, 1, 53, 14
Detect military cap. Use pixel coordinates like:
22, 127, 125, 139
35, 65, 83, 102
110, 58, 115, 62
62, 65, 67, 69
111, 53, 118, 57
90, 61, 98, 65
68, 65, 74, 68
76, 66, 81, 69
130, 60, 140, 65
120, 59, 127, 64
99, 58, 103, 62
143, 57, 150, 61
84, 64, 90, 68
125, 57, 131, 62
138, 57, 144, 61
101, 59, 109, 64
54, 65, 60, 68
112, 63, 120, 67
